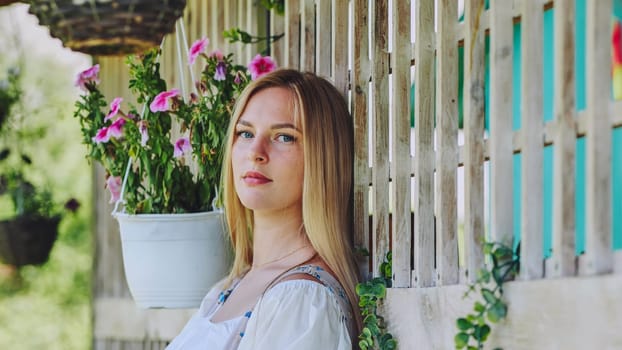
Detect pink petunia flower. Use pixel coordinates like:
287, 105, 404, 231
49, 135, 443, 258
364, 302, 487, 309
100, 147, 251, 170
150, 89, 180, 112
106, 175, 122, 204
173, 137, 192, 158
214, 61, 227, 81
248, 54, 276, 80
105, 97, 123, 121
108, 118, 126, 139
188, 37, 209, 65
138, 120, 149, 146
75, 64, 100, 91
209, 49, 224, 61
92, 127, 110, 143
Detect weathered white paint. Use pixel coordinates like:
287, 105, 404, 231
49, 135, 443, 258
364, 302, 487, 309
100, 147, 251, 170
385, 275, 622, 350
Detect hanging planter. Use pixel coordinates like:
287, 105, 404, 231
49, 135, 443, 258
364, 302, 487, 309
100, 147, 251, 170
27, 0, 187, 56
0, 0, 22, 7
0, 216, 60, 267
114, 211, 232, 309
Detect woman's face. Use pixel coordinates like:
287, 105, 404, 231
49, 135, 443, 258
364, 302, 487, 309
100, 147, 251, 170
231, 87, 304, 214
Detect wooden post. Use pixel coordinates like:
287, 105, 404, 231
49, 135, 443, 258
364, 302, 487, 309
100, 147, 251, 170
332, 0, 348, 96
489, 0, 514, 248
551, 0, 576, 278
582, 0, 613, 275
435, 0, 459, 286
463, 0, 486, 283
315, 0, 331, 77
519, 0, 544, 280
390, 0, 412, 288
301, 0, 316, 72
285, 0, 301, 69
413, 0, 435, 288
351, 0, 371, 280
371, 0, 390, 278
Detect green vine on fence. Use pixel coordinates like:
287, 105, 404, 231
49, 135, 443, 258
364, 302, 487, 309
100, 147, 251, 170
356, 251, 397, 350
455, 242, 520, 350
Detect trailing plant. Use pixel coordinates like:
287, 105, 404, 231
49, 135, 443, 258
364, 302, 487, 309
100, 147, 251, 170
454, 242, 520, 350
356, 251, 397, 350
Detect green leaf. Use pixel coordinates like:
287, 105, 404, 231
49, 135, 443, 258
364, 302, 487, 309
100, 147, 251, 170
487, 301, 507, 323
456, 318, 472, 331
481, 288, 497, 304
474, 301, 486, 313
472, 324, 491, 342
454, 332, 470, 348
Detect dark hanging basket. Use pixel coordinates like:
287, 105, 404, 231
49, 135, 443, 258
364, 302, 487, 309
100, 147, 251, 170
27, 0, 187, 56
0, 216, 60, 267
0, 0, 22, 6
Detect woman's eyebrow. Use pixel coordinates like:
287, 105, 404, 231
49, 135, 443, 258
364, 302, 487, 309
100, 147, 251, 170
270, 123, 300, 132
237, 119, 300, 132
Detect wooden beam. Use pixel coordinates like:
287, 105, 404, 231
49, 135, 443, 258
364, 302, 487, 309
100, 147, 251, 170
385, 275, 622, 349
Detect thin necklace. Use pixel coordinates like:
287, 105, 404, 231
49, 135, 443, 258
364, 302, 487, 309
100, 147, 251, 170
252, 244, 310, 268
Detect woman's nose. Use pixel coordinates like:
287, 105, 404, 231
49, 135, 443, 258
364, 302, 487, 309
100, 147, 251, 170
248, 137, 268, 163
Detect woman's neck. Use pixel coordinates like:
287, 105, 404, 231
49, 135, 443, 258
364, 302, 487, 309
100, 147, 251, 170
251, 211, 310, 266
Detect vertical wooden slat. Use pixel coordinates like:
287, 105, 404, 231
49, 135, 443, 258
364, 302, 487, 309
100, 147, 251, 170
352, 0, 371, 280
245, 0, 258, 61
285, 0, 301, 69
315, 0, 331, 77
224, 0, 235, 54
489, 0, 514, 248
582, 0, 613, 275
519, 0, 544, 280
371, 0, 390, 277
270, 7, 286, 64
550, 0, 576, 278
331, 0, 348, 95
435, 0, 459, 285
300, 0, 316, 72
390, 0, 412, 288
413, 0, 435, 287
463, 0, 487, 283
210, 0, 219, 46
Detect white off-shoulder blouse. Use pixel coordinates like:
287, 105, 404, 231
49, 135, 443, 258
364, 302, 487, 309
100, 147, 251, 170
166, 265, 354, 350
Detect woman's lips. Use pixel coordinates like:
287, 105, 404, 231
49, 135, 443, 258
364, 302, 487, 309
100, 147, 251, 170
242, 171, 272, 185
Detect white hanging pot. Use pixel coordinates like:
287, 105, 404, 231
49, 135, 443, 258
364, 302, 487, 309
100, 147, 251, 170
114, 210, 232, 309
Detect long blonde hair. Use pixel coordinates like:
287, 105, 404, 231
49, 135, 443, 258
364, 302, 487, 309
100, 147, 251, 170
220, 68, 361, 335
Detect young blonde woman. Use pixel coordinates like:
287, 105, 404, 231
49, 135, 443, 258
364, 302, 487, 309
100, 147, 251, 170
166, 69, 361, 349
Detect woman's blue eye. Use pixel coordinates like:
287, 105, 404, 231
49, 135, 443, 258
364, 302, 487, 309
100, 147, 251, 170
237, 131, 253, 139
277, 134, 296, 143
